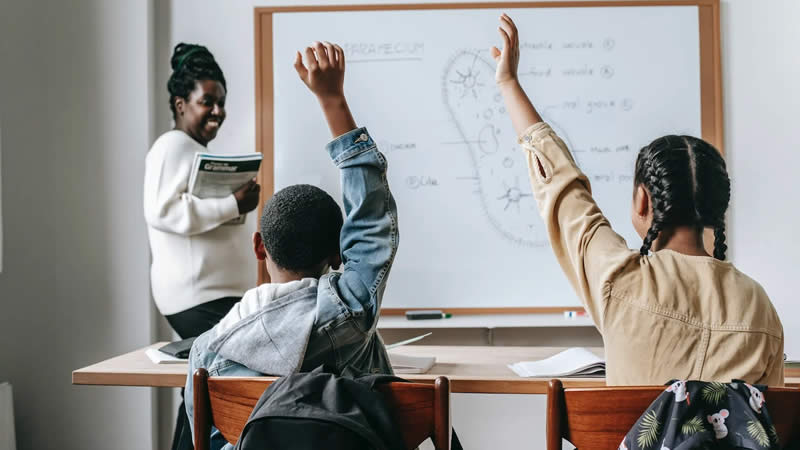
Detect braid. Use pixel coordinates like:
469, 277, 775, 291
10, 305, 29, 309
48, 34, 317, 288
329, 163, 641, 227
638, 157, 662, 255
640, 222, 662, 256
636, 139, 677, 255
690, 138, 730, 260
713, 222, 728, 260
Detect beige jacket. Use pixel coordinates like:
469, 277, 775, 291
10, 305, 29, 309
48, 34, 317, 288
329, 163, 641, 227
520, 122, 784, 386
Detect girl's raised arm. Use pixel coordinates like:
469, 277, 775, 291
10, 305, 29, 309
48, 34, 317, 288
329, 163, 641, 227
493, 14, 635, 329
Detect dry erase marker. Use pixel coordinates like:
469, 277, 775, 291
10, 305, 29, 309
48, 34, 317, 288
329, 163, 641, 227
405, 310, 452, 320
564, 310, 587, 318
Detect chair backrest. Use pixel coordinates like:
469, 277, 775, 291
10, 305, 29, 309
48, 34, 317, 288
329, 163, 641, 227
546, 379, 800, 450
193, 368, 452, 450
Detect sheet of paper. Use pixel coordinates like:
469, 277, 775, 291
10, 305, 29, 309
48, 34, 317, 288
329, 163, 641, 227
145, 348, 187, 365
386, 332, 433, 350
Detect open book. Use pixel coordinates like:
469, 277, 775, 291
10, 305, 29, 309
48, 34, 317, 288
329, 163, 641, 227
508, 347, 605, 378
387, 332, 436, 374
188, 152, 263, 225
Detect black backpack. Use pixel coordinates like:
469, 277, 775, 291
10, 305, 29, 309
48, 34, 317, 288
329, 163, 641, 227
234, 365, 462, 450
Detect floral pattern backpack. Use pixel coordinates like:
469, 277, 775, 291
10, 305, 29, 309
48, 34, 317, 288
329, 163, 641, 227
619, 380, 781, 450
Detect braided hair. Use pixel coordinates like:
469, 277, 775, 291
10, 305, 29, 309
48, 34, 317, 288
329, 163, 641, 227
167, 43, 227, 119
633, 135, 730, 260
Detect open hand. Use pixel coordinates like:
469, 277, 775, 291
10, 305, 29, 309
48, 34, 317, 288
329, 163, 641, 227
294, 41, 346, 103
491, 14, 520, 85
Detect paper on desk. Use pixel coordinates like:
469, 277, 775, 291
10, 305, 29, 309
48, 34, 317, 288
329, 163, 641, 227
145, 348, 187, 364
386, 332, 435, 373
509, 347, 605, 378
386, 332, 432, 350
389, 352, 436, 374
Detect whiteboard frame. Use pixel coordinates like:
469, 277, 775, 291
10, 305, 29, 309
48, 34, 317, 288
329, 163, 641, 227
253, 0, 723, 315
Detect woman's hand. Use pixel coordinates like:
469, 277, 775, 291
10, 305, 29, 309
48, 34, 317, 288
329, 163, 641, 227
491, 13, 520, 86
234, 179, 260, 214
294, 41, 346, 104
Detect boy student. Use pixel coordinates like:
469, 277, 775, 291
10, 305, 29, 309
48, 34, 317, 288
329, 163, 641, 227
493, 14, 783, 386
184, 41, 399, 446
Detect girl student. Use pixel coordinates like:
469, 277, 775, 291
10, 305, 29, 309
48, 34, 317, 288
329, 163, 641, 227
492, 14, 783, 385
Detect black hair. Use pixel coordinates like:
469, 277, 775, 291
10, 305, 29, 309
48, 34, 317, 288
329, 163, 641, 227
260, 184, 344, 272
634, 135, 730, 259
167, 43, 227, 119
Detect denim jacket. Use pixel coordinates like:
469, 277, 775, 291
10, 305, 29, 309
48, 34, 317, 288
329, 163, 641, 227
184, 127, 399, 447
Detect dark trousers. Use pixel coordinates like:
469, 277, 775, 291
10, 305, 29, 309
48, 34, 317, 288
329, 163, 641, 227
165, 297, 240, 450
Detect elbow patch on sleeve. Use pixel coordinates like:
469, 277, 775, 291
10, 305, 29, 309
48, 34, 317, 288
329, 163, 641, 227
526, 149, 553, 183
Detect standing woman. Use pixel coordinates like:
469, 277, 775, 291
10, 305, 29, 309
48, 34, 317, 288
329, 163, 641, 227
144, 43, 260, 449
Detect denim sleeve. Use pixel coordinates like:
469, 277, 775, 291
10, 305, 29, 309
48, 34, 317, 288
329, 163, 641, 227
326, 127, 399, 319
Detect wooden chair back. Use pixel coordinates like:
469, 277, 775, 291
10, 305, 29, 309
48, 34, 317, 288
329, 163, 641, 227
193, 369, 452, 449
546, 379, 800, 449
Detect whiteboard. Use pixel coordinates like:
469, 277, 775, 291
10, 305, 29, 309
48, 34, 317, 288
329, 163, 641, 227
266, 4, 704, 310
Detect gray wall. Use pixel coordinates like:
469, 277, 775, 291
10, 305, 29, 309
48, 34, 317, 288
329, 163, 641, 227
0, 1, 155, 449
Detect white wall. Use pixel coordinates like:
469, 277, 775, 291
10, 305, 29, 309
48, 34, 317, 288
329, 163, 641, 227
722, 0, 800, 357
0, 1, 155, 449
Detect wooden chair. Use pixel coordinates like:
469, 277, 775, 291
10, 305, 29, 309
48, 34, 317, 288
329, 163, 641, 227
546, 379, 800, 449
193, 368, 452, 449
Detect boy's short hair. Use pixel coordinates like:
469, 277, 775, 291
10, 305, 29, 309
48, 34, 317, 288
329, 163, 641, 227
260, 184, 343, 272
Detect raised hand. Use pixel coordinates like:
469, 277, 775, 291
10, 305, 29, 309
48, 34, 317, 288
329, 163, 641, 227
294, 41, 346, 103
293, 41, 357, 137
491, 13, 520, 85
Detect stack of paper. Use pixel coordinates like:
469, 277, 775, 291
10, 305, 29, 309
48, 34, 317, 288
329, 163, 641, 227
509, 347, 605, 378
388, 353, 436, 374
145, 348, 187, 365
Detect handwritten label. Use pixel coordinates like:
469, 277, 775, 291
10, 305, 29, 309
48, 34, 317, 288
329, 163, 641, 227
521, 40, 554, 50
562, 65, 594, 77
382, 142, 417, 152
406, 176, 439, 189
562, 40, 594, 49
344, 42, 424, 60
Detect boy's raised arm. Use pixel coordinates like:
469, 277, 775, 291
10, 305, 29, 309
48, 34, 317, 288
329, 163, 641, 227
295, 42, 399, 317
294, 42, 357, 138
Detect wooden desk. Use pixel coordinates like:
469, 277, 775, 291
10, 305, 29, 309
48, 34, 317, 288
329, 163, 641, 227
73, 343, 606, 394
73, 343, 800, 394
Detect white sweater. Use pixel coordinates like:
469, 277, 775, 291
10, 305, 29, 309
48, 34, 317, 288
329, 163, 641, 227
144, 130, 255, 315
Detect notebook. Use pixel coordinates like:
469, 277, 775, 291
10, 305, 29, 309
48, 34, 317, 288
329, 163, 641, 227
508, 347, 605, 378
